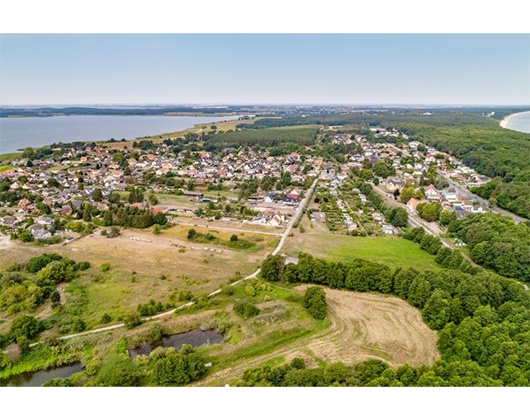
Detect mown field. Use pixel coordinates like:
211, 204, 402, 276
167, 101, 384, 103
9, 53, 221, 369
283, 218, 438, 271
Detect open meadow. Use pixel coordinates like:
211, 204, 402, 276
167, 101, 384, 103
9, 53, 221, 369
0, 223, 278, 331
282, 217, 439, 271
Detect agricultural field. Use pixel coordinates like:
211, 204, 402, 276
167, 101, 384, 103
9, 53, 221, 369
197, 284, 439, 386
104, 117, 262, 150
283, 218, 438, 271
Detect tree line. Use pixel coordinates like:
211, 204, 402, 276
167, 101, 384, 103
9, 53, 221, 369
255, 251, 530, 386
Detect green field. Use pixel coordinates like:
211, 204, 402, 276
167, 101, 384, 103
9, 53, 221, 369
0, 152, 22, 160
283, 225, 438, 271
327, 236, 439, 270
0, 165, 13, 173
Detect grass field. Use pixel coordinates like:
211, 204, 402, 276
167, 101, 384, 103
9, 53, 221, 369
283, 218, 438, 271
0, 226, 272, 330
0, 165, 13, 173
0, 152, 22, 162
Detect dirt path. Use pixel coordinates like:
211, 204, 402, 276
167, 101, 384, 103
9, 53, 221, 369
0, 234, 12, 250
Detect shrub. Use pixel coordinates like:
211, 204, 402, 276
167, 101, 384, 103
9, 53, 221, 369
99, 263, 111, 272
303, 286, 327, 320
124, 312, 142, 329
233, 301, 260, 319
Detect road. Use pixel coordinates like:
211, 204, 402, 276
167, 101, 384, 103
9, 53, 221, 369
439, 173, 528, 224
370, 183, 479, 267
33, 175, 321, 344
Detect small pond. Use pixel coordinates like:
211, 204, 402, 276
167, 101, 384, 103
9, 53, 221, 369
0, 363, 83, 387
128, 329, 224, 359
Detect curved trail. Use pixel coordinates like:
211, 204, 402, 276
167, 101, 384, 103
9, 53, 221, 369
31, 175, 321, 346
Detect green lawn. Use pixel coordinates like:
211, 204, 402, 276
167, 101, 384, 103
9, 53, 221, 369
0, 165, 13, 173
328, 236, 438, 270
283, 225, 438, 271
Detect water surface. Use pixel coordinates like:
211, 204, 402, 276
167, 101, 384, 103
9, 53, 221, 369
128, 329, 224, 359
502, 111, 530, 133
0, 363, 83, 387
0, 115, 242, 154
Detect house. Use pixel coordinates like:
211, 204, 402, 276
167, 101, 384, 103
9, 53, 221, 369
443, 188, 458, 203
424, 185, 441, 201
385, 178, 405, 193
182, 191, 204, 198
29, 224, 51, 240
381, 224, 396, 235
407, 197, 423, 213
0, 215, 19, 228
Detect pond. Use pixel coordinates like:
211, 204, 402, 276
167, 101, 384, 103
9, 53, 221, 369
128, 329, 224, 359
0, 363, 83, 387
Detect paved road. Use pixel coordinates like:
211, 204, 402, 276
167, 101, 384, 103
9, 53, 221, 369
35, 175, 321, 344
370, 183, 476, 264
440, 173, 528, 224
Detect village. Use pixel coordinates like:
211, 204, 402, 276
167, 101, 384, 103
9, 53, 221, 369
0, 122, 509, 246
297, 126, 495, 238
0, 140, 320, 242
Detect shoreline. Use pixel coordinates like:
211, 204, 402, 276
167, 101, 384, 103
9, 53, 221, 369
0, 114, 247, 156
499, 110, 530, 130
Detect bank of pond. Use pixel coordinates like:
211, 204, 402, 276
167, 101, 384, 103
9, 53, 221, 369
128, 328, 224, 359
0, 328, 223, 387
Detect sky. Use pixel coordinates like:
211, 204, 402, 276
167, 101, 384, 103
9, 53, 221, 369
1, 34, 529, 106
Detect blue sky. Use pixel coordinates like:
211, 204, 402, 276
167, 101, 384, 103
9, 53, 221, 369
1, 34, 529, 105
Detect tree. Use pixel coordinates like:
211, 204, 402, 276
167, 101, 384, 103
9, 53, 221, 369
439, 209, 457, 226
187, 229, 197, 240
282, 264, 299, 283
91, 188, 103, 202
260, 255, 283, 282
387, 207, 408, 228
148, 193, 159, 205
230, 234, 238, 242
303, 286, 327, 319
417, 202, 441, 222
9, 315, 43, 341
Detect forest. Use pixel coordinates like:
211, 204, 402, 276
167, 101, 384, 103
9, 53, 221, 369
447, 213, 530, 282
201, 125, 319, 152
249, 252, 530, 386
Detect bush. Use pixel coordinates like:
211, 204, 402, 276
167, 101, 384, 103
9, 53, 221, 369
100, 313, 112, 324
230, 234, 238, 242
124, 312, 142, 329
303, 286, 327, 320
233, 301, 260, 319
99, 263, 111, 272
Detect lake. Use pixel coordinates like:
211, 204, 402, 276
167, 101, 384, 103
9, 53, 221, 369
0, 114, 243, 154
502, 111, 530, 133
